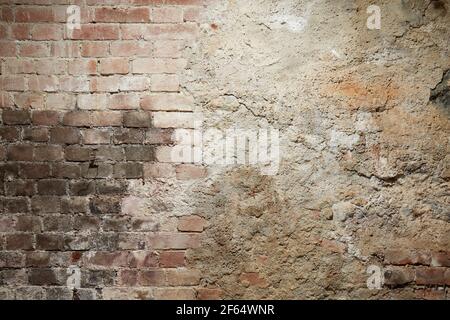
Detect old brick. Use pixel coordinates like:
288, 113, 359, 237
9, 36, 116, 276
37, 179, 67, 195
5, 180, 35, 197
23, 128, 49, 142
26, 252, 50, 267
89, 196, 121, 214
81, 270, 115, 288
4, 198, 29, 213
125, 146, 155, 161
0, 252, 25, 268
82, 163, 113, 179
167, 269, 201, 286
65, 146, 93, 162
50, 127, 80, 144
110, 41, 152, 57
140, 93, 193, 111
0, 127, 20, 142
239, 272, 268, 288
152, 7, 183, 23
384, 250, 431, 266
114, 128, 145, 144
91, 111, 123, 126
5, 234, 34, 250
32, 111, 60, 125
144, 163, 176, 178
159, 251, 185, 268
28, 269, 59, 286
16, 216, 42, 233
73, 216, 100, 231
2, 109, 31, 125
7, 145, 33, 161
110, 93, 140, 110
176, 164, 207, 180
52, 164, 81, 179
99, 58, 129, 75
128, 251, 159, 268
43, 215, 73, 232
431, 251, 450, 267
82, 129, 111, 144
118, 269, 138, 286
153, 112, 197, 128
20, 163, 51, 179
96, 180, 128, 195
153, 288, 195, 300
94, 146, 124, 161
69, 181, 95, 196
31, 196, 61, 213
34, 146, 63, 161
36, 234, 65, 251
70, 24, 120, 41
86, 251, 129, 268
383, 267, 414, 287
63, 111, 92, 126
138, 270, 167, 286
81, 42, 109, 57
95, 7, 150, 23
178, 215, 206, 232
197, 288, 223, 300
148, 233, 200, 249
61, 197, 89, 214
123, 112, 152, 128
415, 267, 448, 285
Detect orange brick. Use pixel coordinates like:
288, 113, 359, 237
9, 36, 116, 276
110, 41, 152, 57
16, 7, 54, 22
69, 24, 120, 40
81, 42, 109, 57
95, 7, 150, 23
159, 251, 185, 268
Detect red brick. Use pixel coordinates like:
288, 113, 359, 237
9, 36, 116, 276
178, 215, 206, 232
59, 76, 89, 92
140, 93, 193, 111
16, 7, 54, 22
384, 250, 431, 266
197, 288, 223, 300
1, 76, 27, 91
118, 269, 138, 286
239, 272, 268, 288
50, 42, 80, 58
45, 93, 76, 110
95, 7, 150, 23
148, 233, 200, 249
99, 58, 129, 75
110, 94, 140, 110
14, 93, 45, 109
81, 42, 109, 57
128, 251, 159, 268
86, 251, 129, 268
19, 42, 49, 57
23, 128, 49, 142
32, 111, 60, 125
0, 41, 17, 56
90, 76, 120, 92
69, 24, 120, 40
159, 251, 185, 268
11, 24, 31, 40
383, 267, 414, 286
31, 24, 62, 40
415, 267, 448, 285
110, 41, 152, 57
28, 75, 59, 92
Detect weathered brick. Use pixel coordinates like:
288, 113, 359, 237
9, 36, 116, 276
7, 145, 34, 161
32, 111, 60, 125
110, 94, 140, 110
118, 269, 139, 286
153, 288, 195, 300
2, 109, 31, 125
85, 251, 129, 268
99, 58, 129, 75
92, 111, 123, 126
114, 128, 145, 144
5, 180, 35, 197
384, 250, 431, 266
81, 42, 109, 57
431, 251, 450, 267
65, 146, 93, 162
95, 7, 150, 23
89, 196, 121, 214
26, 252, 50, 268
176, 164, 207, 180
16, 216, 42, 233
140, 94, 194, 111
23, 128, 49, 142
167, 269, 201, 286
144, 163, 176, 178
82, 129, 111, 144
37, 179, 67, 195
77, 94, 108, 110
14, 92, 45, 108
5, 234, 34, 250
196, 288, 223, 300
383, 267, 414, 287
0, 127, 20, 142
63, 111, 92, 126
50, 127, 80, 144
94, 146, 124, 161
20, 163, 51, 179
138, 270, 167, 286
123, 112, 152, 128
178, 215, 206, 232
70, 24, 120, 40
113, 163, 143, 179
416, 267, 448, 285
159, 251, 185, 268
110, 41, 152, 57
28, 269, 59, 286
36, 234, 65, 251
31, 196, 61, 213
148, 233, 200, 249
153, 112, 197, 128
69, 180, 95, 196
52, 163, 81, 179
154, 40, 183, 58
34, 146, 63, 161
43, 215, 73, 232
132, 58, 186, 74
125, 146, 155, 161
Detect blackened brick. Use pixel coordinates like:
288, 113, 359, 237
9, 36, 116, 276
52, 163, 81, 179
125, 146, 155, 161
4, 197, 29, 213
23, 127, 49, 142
65, 146, 93, 162
96, 180, 128, 195
69, 180, 95, 196
28, 268, 59, 286
31, 196, 61, 213
36, 234, 64, 251
113, 128, 145, 144
7, 145, 33, 161
113, 163, 143, 178
0, 127, 20, 142
123, 112, 151, 128
5, 233, 34, 250
34, 146, 63, 161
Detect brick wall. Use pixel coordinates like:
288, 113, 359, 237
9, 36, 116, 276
0, 0, 208, 300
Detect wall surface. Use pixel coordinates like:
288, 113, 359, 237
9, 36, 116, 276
0, 0, 449, 300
